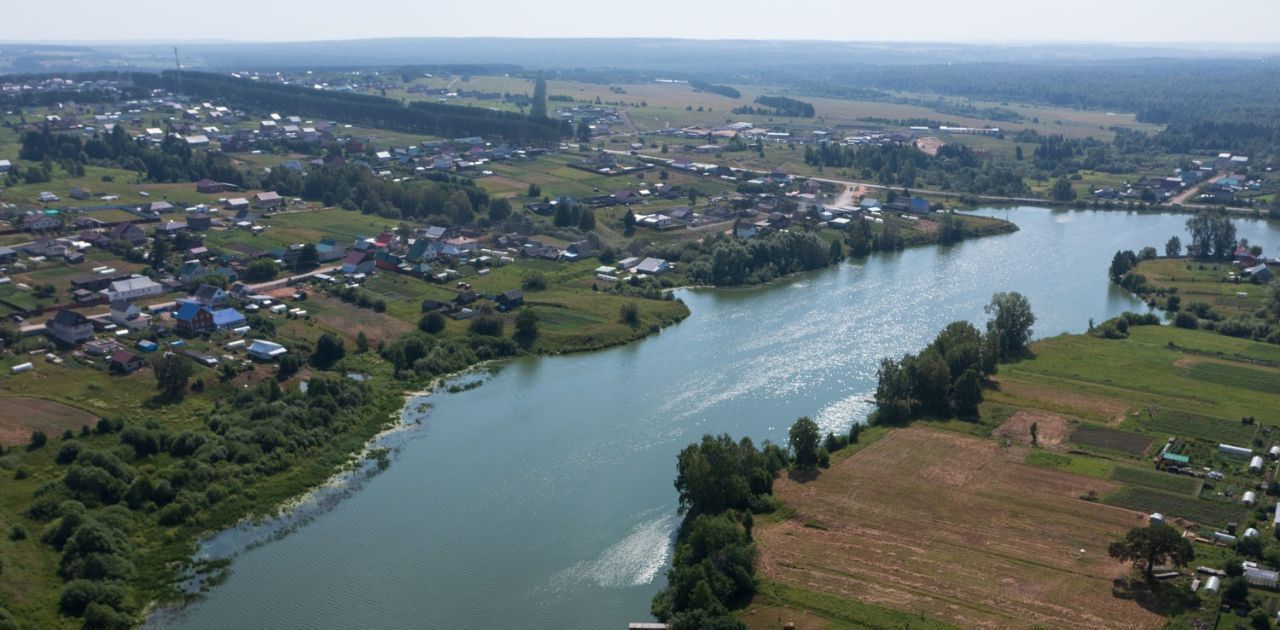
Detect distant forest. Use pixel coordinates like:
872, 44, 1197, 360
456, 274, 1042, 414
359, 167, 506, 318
761, 60, 1280, 155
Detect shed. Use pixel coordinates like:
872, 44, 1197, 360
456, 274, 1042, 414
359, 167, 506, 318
1150, 513, 1164, 525
1244, 491, 1258, 506
136, 340, 158, 353
10, 362, 33, 374
1161, 452, 1190, 465
1250, 455, 1265, 473
1214, 532, 1238, 544
1244, 528, 1260, 539
1203, 576, 1221, 593
1271, 445, 1280, 459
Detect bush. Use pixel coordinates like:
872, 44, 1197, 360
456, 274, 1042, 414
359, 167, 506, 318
56, 441, 84, 464
469, 314, 504, 337
419, 311, 446, 334
620, 303, 641, 326
28, 430, 47, 451
59, 579, 128, 616
1173, 311, 1199, 329
522, 273, 548, 291
8, 524, 26, 541
276, 354, 302, 381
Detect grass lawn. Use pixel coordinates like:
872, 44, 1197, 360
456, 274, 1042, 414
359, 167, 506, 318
1134, 258, 1266, 318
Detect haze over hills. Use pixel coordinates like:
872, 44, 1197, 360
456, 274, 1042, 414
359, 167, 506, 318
3, 38, 1280, 74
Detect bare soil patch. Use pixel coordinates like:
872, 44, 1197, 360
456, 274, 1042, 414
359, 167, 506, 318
0, 397, 98, 446
994, 410, 1072, 448
995, 378, 1130, 425
755, 427, 1163, 630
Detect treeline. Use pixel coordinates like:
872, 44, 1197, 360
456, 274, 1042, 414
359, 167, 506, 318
380, 330, 518, 381
766, 60, 1280, 155
261, 163, 489, 223
689, 81, 740, 99
872, 293, 1034, 424
18, 374, 392, 626
683, 230, 836, 286
733, 95, 814, 118
804, 141, 1028, 197
16, 123, 247, 186
128, 71, 570, 146
650, 434, 789, 628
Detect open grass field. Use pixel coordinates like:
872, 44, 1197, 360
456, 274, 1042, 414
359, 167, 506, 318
389, 76, 1161, 166
1133, 258, 1266, 319
751, 427, 1163, 629
998, 327, 1280, 431
1024, 449, 1113, 478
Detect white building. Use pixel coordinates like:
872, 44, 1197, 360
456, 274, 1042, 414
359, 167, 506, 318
102, 276, 164, 302
248, 339, 287, 361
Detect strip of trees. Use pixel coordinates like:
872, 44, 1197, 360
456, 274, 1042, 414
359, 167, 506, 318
129, 71, 570, 146
872, 292, 1033, 425
732, 96, 815, 118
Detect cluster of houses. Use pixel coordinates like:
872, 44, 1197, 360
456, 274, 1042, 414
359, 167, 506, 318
554, 105, 625, 136
1093, 154, 1259, 204
37, 274, 297, 377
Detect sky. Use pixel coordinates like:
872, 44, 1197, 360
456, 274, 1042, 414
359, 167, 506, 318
5, 0, 1280, 44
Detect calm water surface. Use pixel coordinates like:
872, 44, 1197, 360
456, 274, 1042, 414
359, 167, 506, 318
156, 208, 1280, 629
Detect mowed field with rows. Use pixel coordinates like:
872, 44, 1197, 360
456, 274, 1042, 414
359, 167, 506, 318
749, 427, 1162, 629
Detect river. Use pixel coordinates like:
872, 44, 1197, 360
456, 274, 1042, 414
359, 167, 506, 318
155, 208, 1280, 629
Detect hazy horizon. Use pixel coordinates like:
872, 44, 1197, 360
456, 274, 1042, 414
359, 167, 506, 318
5, 0, 1279, 45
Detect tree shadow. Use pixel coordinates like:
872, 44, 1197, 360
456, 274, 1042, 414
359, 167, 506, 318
786, 468, 819, 484
1111, 577, 1200, 617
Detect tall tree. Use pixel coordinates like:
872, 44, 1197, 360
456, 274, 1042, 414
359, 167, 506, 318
985, 292, 1036, 361
788, 417, 821, 470
1050, 177, 1076, 202
153, 354, 192, 402
1108, 523, 1194, 581
1165, 235, 1182, 258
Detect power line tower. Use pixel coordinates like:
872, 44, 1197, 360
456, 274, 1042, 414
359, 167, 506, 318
172, 47, 182, 96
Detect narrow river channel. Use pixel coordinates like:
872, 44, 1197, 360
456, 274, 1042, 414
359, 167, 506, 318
155, 207, 1280, 629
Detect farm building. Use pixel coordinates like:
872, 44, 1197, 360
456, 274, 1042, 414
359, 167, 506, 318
1161, 452, 1190, 466
1244, 491, 1258, 506
1271, 445, 1280, 459
1214, 532, 1238, 544
1221, 444, 1253, 458
1149, 513, 1164, 525
1250, 456, 1266, 473
1245, 528, 1260, 539
1246, 567, 1279, 589
1203, 576, 1221, 593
